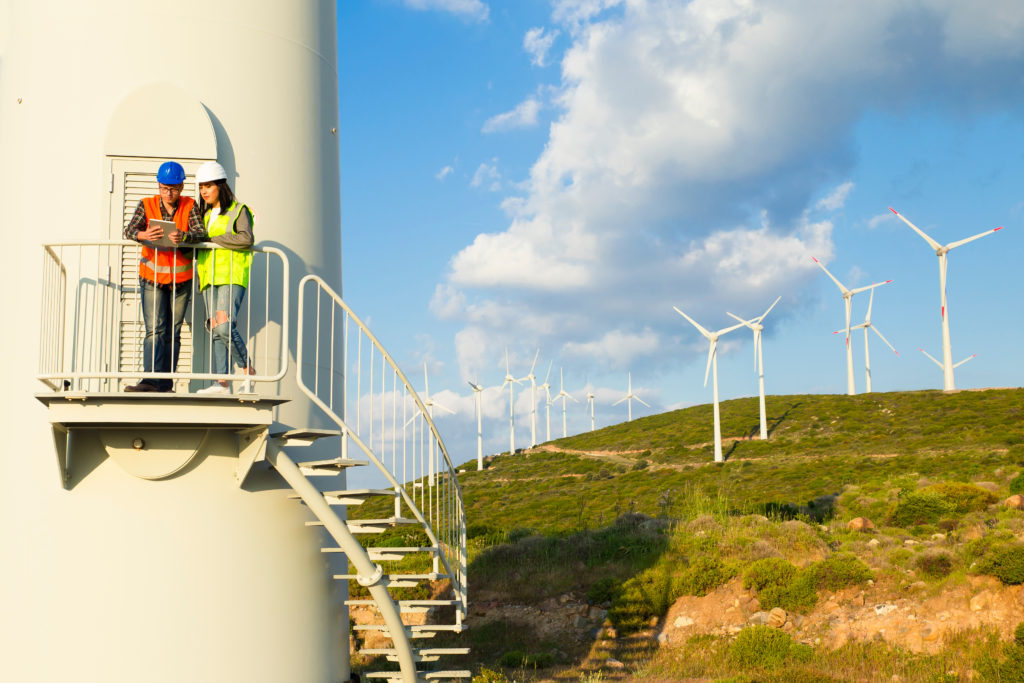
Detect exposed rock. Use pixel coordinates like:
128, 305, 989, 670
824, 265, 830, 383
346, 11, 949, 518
768, 607, 787, 628
848, 517, 876, 532
875, 604, 898, 616
605, 658, 625, 670
748, 611, 772, 626
1005, 494, 1024, 509
931, 533, 946, 541
573, 616, 589, 629
868, 538, 881, 548
673, 615, 695, 628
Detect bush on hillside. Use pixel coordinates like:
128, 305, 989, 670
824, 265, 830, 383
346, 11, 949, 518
976, 543, 1024, 585
1016, 621, 1024, 647
729, 625, 812, 670
586, 576, 620, 604
743, 558, 817, 614
498, 649, 554, 668
744, 558, 797, 592
889, 489, 955, 526
680, 555, 735, 597
915, 550, 955, 579
807, 553, 873, 591
609, 564, 679, 633
471, 667, 510, 683
922, 482, 997, 513
1010, 473, 1024, 495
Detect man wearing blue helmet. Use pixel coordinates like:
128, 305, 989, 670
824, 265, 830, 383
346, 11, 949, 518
123, 160, 203, 392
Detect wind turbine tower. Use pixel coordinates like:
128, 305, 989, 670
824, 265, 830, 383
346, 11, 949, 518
554, 368, 578, 438
519, 349, 540, 447
538, 361, 553, 442
889, 208, 1003, 391
835, 288, 899, 393
468, 380, 485, 470
674, 307, 744, 463
727, 296, 780, 441
501, 349, 520, 454
586, 384, 596, 432
612, 372, 649, 423
813, 257, 892, 395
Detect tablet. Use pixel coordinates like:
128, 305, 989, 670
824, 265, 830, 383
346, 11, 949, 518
141, 219, 180, 249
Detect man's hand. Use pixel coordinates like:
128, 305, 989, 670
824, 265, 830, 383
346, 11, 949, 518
168, 229, 183, 245
137, 221, 164, 242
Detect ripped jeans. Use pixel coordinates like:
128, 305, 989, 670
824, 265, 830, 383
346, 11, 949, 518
201, 284, 249, 375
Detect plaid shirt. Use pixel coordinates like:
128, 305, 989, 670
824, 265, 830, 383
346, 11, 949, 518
123, 197, 204, 242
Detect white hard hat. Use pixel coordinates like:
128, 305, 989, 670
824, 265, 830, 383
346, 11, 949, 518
196, 161, 228, 183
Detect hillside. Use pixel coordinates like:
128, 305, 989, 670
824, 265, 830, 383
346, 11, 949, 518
350, 388, 1024, 682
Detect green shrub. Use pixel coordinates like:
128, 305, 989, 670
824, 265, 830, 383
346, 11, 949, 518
497, 649, 554, 668
609, 565, 678, 633
587, 576, 620, 604
1016, 621, 1024, 647
681, 556, 735, 597
1011, 474, 1024, 495
922, 482, 997, 512
915, 551, 955, 579
729, 625, 811, 670
890, 490, 955, 526
743, 558, 817, 613
472, 667, 510, 683
976, 543, 1024, 585
744, 558, 796, 592
806, 553, 872, 590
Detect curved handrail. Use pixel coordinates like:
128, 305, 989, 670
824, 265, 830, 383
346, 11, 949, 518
296, 273, 467, 609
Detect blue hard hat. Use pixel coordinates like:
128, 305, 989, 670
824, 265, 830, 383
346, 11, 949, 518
156, 161, 186, 185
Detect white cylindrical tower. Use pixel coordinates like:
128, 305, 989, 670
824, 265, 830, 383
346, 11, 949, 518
0, 2, 345, 681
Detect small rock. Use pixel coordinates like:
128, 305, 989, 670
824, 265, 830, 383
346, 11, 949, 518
748, 611, 772, 626
1005, 494, 1024, 509
558, 593, 571, 604
790, 613, 804, 628
848, 517, 876, 532
768, 607, 787, 628
969, 593, 990, 612
904, 539, 918, 546
868, 579, 875, 586
605, 658, 625, 670
931, 533, 946, 541
648, 616, 659, 627
604, 627, 617, 639
867, 538, 880, 548
657, 632, 668, 643
874, 604, 897, 616
589, 607, 608, 622
922, 627, 940, 642
891, 675, 901, 682
674, 615, 695, 628
574, 616, 589, 629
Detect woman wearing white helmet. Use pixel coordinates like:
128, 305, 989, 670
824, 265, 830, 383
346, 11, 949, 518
192, 161, 256, 395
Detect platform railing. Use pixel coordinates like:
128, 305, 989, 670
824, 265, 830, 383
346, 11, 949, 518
37, 241, 289, 393
297, 274, 468, 613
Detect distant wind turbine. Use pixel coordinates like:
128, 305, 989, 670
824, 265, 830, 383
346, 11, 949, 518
612, 371, 648, 423
832, 288, 899, 393
519, 349, 541, 448
501, 348, 521, 454
585, 377, 596, 432
554, 368, 578, 438
467, 379, 484, 470
727, 296, 781, 441
813, 257, 892, 395
889, 207, 1002, 391
674, 307, 744, 463
538, 361, 553, 442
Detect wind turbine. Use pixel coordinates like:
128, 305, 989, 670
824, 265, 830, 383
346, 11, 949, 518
727, 296, 781, 441
920, 347, 975, 377
832, 288, 899, 393
612, 371, 648, 423
673, 307, 745, 463
538, 361, 553, 442
553, 368, 578, 438
422, 363, 454, 486
813, 257, 892, 395
518, 349, 540, 448
501, 349, 521, 454
585, 377, 596, 432
889, 207, 1003, 391
467, 380, 484, 470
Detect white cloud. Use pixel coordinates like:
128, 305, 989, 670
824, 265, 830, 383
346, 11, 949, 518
470, 159, 502, 191
867, 211, 897, 229
482, 97, 542, 133
562, 328, 661, 368
438, 0, 1024, 378
436, 165, 454, 181
816, 181, 854, 211
401, 0, 489, 22
524, 27, 560, 66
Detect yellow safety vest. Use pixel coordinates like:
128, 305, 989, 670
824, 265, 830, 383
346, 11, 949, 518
196, 201, 253, 290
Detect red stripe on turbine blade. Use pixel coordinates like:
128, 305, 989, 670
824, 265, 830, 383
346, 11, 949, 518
889, 207, 898, 214
995, 227, 1004, 231
884, 280, 893, 283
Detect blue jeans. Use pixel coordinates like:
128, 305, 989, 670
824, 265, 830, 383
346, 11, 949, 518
139, 278, 192, 391
202, 284, 249, 375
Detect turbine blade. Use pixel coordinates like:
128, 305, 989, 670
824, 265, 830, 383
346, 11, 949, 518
544, 360, 552, 384
812, 256, 849, 294
717, 320, 747, 336
528, 348, 540, 376
704, 340, 716, 387
946, 226, 1003, 251
726, 311, 756, 329
918, 347, 943, 369
673, 306, 712, 338
635, 397, 650, 407
865, 288, 875, 322
954, 354, 977, 368
850, 279, 892, 296
612, 396, 626, 406
871, 325, 897, 354
433, 401, 456, 415
890, 207, 942, 251
760, 295, 781, 321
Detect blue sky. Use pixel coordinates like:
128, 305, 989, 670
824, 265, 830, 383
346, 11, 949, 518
338, 0, 1024, 466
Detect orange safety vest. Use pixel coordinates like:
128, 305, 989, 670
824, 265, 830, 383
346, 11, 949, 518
140, 196, 195, 285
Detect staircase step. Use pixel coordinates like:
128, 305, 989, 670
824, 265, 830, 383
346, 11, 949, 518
321, 546, 437, 561
270, 428, 341, 447
363, 671, 471, 681
306, 517, 419, 534
345, 598, 460, 613
324, 488, 396, 505
333, 572, 447, 588
297, 457, 367, 475
360, 647, 470, 663
353, 623, 467, 635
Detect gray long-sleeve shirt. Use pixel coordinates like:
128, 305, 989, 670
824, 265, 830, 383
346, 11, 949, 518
187, 205, 254, 248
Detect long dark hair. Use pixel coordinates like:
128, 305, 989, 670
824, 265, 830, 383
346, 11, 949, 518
199, 178, 236, 216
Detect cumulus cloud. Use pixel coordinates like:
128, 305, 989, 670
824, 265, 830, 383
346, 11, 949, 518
470, 159, 502, 191
482, 97, 542, 133
436, 165, 454, 181
524, 27, 560, 66
439, 0, 1024, 379
401, 0, 489, 22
